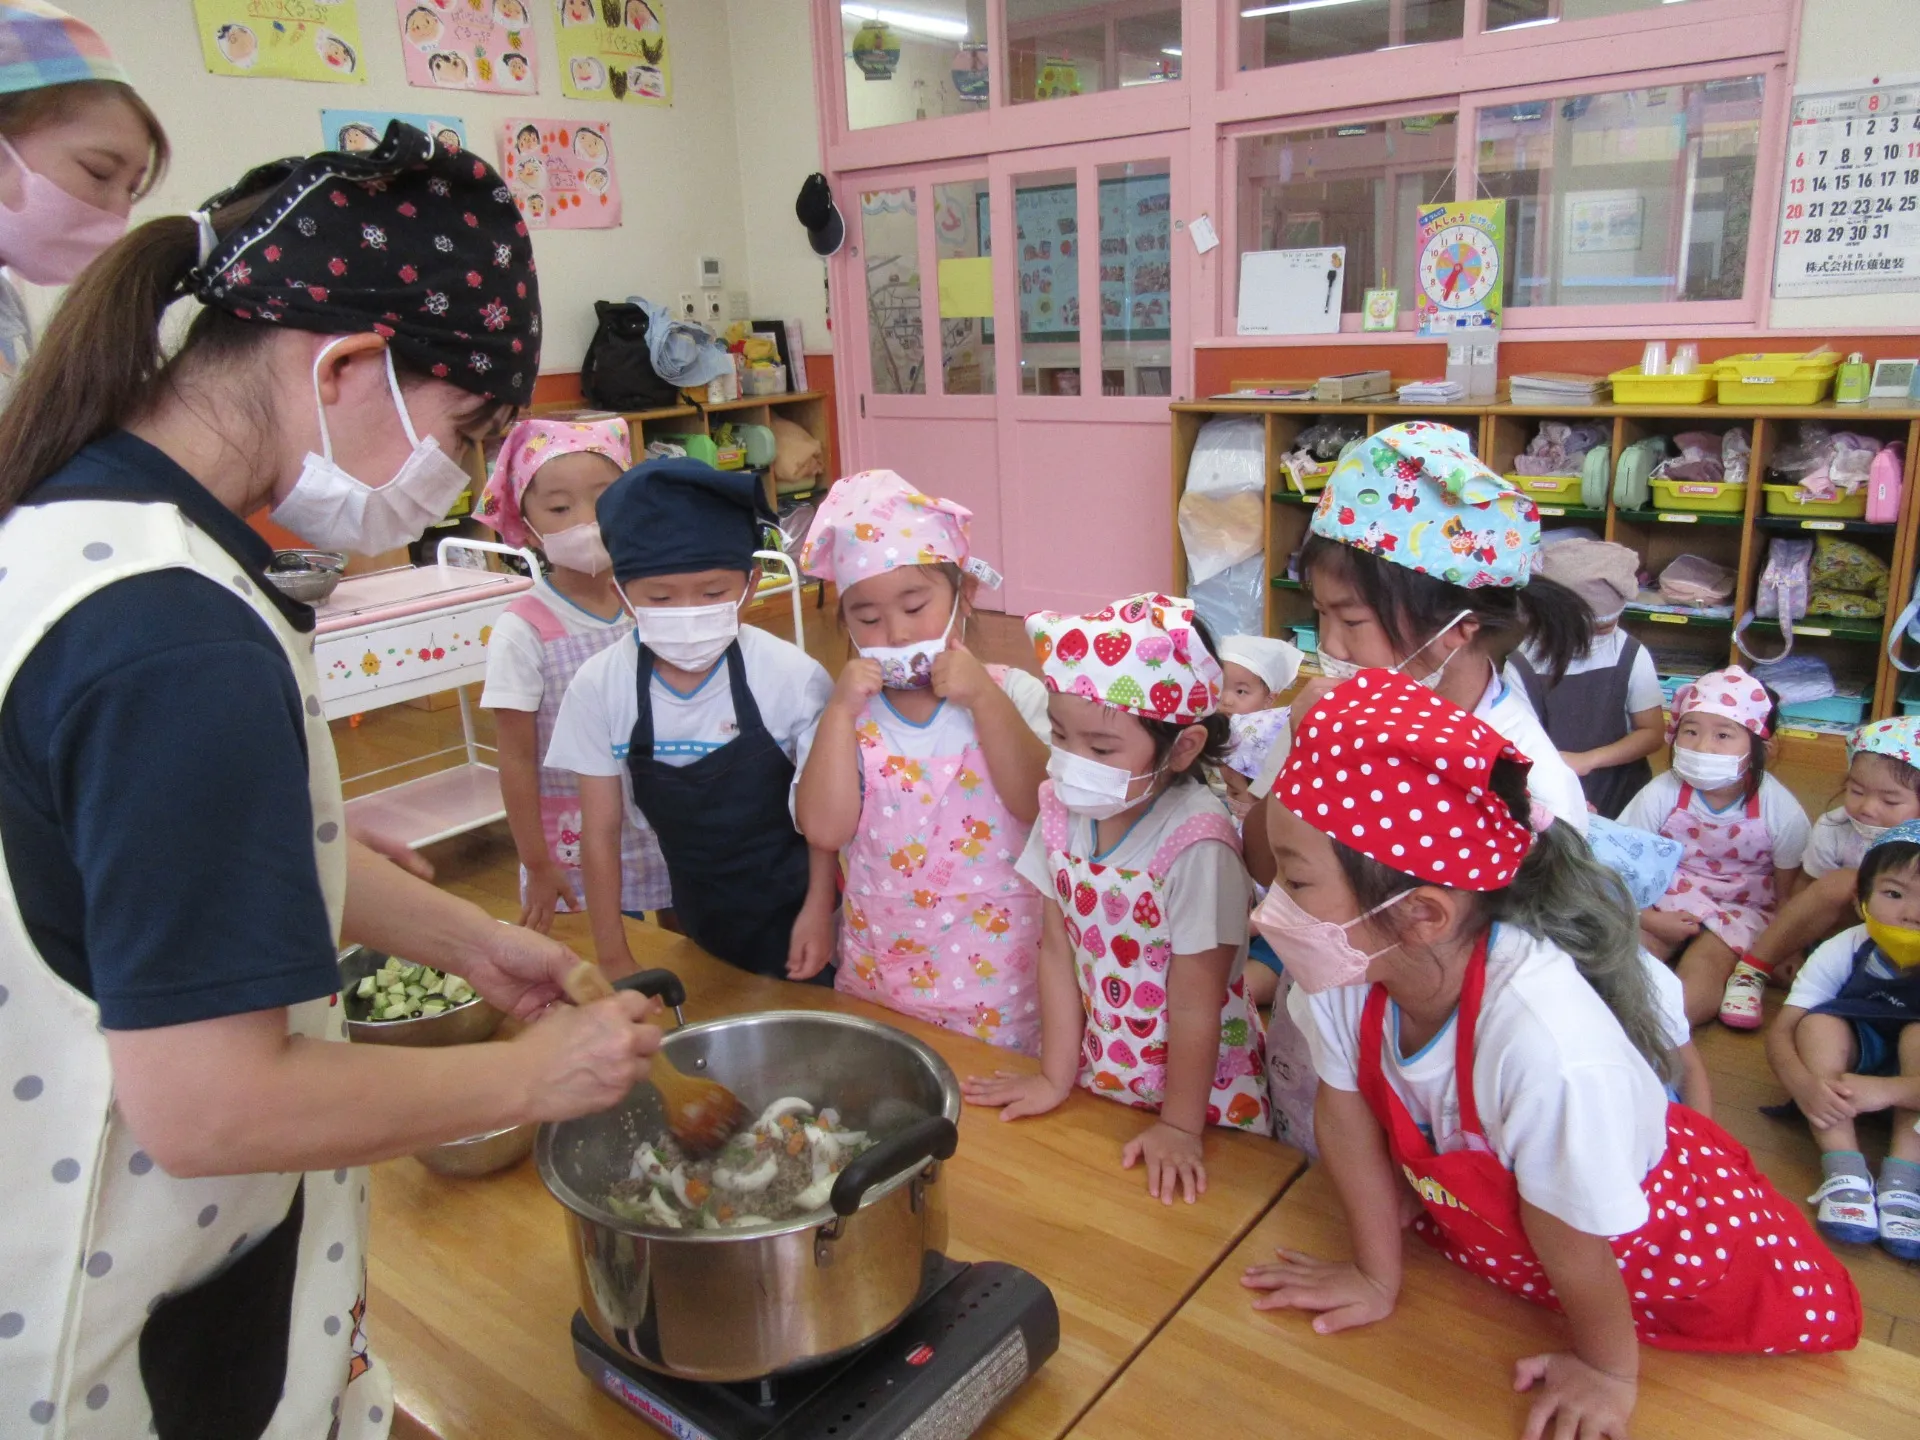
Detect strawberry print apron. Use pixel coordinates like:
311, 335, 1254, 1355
1038, 783, 1271, 1132
1359, 932, 1860, 1354
1655, 784, 1777, 953
504, 593, 669, 915
835, 671, 1044, 1054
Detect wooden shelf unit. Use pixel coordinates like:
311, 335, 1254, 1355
1171, 394, 1920, 758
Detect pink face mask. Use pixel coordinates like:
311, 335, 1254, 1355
1251, 884, 1409, 993
0, 135, 129, 286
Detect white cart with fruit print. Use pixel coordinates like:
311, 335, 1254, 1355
313, 538, 536, 851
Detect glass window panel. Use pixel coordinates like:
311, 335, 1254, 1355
1476, 76, 1764, 310
861, 187, 925, 394
1235, 115, 1459, 315
1486, 0, 1698, 31
934, 180, 994, 395
1013, 169, 1079, 395
844, 4, 988, 132
1097, 160, 1172, 397
1006, 0, 1180, 106
1240, 0, 1462, 71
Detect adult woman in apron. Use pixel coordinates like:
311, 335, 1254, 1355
0, 125, 659, 1439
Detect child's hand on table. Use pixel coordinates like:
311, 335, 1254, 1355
830, 657, 885, 716
786, 896, 835, 981
1240, 1250, 1397, 1332
1513, 1351, 1635, 1440
963, 1069, 1071, 1121
931, 643, 994, 711
1123, 1119, 1208, 1204
520, 861, 582, 935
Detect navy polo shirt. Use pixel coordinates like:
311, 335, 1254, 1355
0, 432, 343, 1030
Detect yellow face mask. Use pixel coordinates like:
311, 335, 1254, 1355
1862, 909, 1920, 970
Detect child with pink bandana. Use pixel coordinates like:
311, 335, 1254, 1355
794, 471, 1050, 1054
475, 416, 670, 932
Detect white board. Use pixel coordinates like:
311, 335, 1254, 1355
1236, 247, 1346, 336
1773, 79, 1920, 300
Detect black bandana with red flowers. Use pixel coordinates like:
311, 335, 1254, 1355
182, 122, 541, 406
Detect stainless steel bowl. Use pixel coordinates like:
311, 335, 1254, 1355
338, 946, 502, 1048
538, 1006, 961, 1382
265, 549, 348, 605
416, 1123, 536, 1178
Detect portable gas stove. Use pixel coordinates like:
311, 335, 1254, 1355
571, 1258, 1058, 1440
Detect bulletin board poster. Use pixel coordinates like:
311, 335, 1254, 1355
396, 0, 538, 94
554, 0, 671, 106
1009, 174, 1171, 342
499, 118, 621, 229
323, 109, 466, 155
194, 0, 367, 83
1773, 81, 1920, 299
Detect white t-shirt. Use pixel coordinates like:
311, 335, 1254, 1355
1617, 771, 1811, 872
1477, 674, 1590, 837
1507, 629, 1664, 726
1015, 781, 1251, 974
545, 625, 832, 828
1785, 923, 1886, 1011
1803, 808, 1866, 880
1290, 923, 1670, 1236
478, 581, 630, 713
1640, 948, 1692, 1052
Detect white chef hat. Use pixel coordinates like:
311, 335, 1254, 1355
1215, 635, 1304, 695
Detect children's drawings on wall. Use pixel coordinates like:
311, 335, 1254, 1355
323, 109, 466, 155
396, 0, 537, 94
194, 0, 366, 83
498, 118, 621, 229
1011, 175, 1171, 341
554, 0, 671, 106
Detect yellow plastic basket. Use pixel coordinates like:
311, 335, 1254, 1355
1761, 483, 1867, 519
1650, 477, 1746, 514
1607, 366, 1716, 405
1713, 352, 1838, 406
1503, 472, 1582, 501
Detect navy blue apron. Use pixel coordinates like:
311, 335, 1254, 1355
1812, 937, 1920, 1024
625, 638, 819, 979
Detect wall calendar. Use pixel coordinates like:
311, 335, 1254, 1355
1774, 80, 1920, 299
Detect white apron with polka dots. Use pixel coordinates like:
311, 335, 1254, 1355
0, 499, 390, 1438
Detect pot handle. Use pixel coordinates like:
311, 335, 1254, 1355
613, 968, 687, 1025
829, 1116, 958, 1218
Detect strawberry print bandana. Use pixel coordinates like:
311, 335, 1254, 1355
799, 469, 1002, 591
1310, 421, 1540, 589
1848, 716, 1920, 770
1669, 665, 1773, 740
1275, 671, 1534, 891
182, 120, 541, 406
1026, 592, 1223, 724
476, 415, 631, 549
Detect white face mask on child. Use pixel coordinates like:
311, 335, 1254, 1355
533, 521, 611, 576
858, 600, 959, 690
623, 586, 749, 671
1316, 610, 1469, 690
1670, 745, 1748, 790
1047, 747, 1160, 821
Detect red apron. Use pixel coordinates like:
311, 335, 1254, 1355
1356, 934, 1860, 1354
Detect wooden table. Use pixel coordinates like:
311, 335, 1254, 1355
370, 916, 1303, 1439
1066, 1162, 1920, 1440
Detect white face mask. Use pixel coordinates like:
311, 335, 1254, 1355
1850, 816, 1891, 845
271, 342, 472, 556
859, 599, 958, 691
625, 585, 748, 672
1047, 746, 1160, 821
1671, 744, 1748, 791
533, 520, 611, 576
1316, 610, 1470, 690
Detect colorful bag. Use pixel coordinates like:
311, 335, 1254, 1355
1735, 537, 1813, 663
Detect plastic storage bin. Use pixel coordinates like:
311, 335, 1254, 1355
1607, 366, 1716, 406
1901, 676, 1920, 717
1713, 353, 1839, 406
1650, 477, 1746, 513
1504, 472, 1583, 501
1289, 624, 1318, 654
1761, 483, 1868, 519
1278, 456, 1337, 495
1780, 693, 1871, 727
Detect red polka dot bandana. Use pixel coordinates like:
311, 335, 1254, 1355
1274, 671, 1534, 891
1026, 592, 1223, 724
1668, 664, 1772, 741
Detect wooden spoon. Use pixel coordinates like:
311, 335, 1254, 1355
561, 962, 745, 1153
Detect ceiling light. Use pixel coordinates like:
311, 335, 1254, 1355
1162, 46, 1182, 56
1498, 15, 1560, 28
1240, 0, 1368, 19
842, 5, 970, 41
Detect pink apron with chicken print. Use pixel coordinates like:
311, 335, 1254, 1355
1038, 783, 1271, 1133
506, 593, 670, 915
835, 669, 1044, 1054
1654, 783, 1776, 953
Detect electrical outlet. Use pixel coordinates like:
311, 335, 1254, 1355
704, 291, 724, 321
726, 290, 750, 321
677, 291, 698, 321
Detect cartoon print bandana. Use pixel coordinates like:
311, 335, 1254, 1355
1225, 707, 1290, 781
1027, 592, 1223, 725
799, 469, 1002, 591
181, 120, 541, 406
1849, 716, 1920, 770
1275, 671, 1534, 891
1669, 665, 1773, 740
476, 415, 631, 548
0, 2, 129, 95
1866, 818, 1920, 858
1310, 421, 1541, 590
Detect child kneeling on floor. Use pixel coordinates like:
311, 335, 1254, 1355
1244, 672, 1858, 1440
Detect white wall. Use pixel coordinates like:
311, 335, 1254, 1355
31, 0, 756, 376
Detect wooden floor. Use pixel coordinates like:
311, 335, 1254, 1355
333, 599, 1920, 1360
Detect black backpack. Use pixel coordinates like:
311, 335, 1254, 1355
580, 300, 679, 411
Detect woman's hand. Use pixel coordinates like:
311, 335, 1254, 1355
519, 860, 581, 935
830, 657, 885, 717
931, 643, 994, 711
1240, 1250, 1397, 1332
1513, 1352, 1636, 1440
349, 820, 434, 881
513, 991, 662, 1122
963, 1069, 1071, 1121
458, 921, 585, 1020
1122, 1119, 1208, 1204
787, 896, 836, 980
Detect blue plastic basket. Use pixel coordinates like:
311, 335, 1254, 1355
1779, 694, 1870, 726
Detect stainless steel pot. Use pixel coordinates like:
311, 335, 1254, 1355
536, 971, 961, 1383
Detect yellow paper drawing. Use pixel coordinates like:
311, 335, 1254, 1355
194, 0, 367, 84
555, 0, 671, 106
